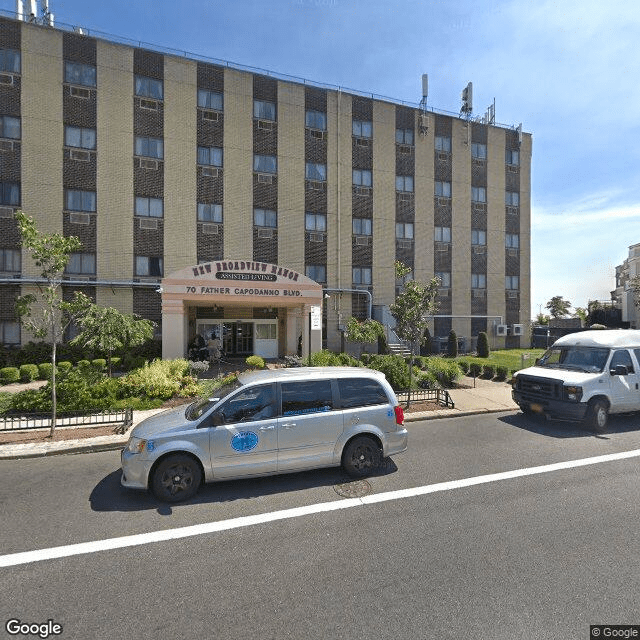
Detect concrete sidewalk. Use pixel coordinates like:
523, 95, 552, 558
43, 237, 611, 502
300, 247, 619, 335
0, 377, 518, 460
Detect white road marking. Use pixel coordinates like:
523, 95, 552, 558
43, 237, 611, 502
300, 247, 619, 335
2, 448, 640, 568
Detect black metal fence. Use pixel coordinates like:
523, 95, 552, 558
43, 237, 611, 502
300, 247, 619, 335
0, 408, 133, 433
396, 388, 454, 408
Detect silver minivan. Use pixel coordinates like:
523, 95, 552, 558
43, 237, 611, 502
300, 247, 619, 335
121, 367, 408, 502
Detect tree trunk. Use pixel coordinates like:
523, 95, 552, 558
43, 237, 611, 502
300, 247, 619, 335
49, 339, 57, 437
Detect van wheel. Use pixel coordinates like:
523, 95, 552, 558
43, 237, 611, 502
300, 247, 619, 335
587, 400, 608, 432
342, 437, 381, 478
151, 454, 202, 503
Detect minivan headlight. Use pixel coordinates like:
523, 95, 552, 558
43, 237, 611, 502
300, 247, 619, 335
563, 385, 583, 402
126, 437, 147, 454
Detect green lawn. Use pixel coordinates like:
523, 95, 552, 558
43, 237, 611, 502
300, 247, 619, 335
456, 348, 546, 374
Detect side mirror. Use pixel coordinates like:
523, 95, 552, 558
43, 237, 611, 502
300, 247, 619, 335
611, 365, 629, 376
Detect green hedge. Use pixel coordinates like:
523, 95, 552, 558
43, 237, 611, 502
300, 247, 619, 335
0, 367, 20, 384
19, 364, 39, 382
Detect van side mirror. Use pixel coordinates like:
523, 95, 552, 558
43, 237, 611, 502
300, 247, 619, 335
611, 365, 629, 376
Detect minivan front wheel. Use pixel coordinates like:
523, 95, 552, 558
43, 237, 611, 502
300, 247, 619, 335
587, 399, 608, 432
151, 454, 202, 502
342, 436, 382, 478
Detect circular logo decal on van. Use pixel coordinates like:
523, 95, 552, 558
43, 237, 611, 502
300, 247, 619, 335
230, 431, 259, 452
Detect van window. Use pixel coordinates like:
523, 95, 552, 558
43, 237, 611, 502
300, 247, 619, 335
338, 378, 388, 408
610, 350, 634, 373
281, 380, 333, 416
219, 384, 275, 423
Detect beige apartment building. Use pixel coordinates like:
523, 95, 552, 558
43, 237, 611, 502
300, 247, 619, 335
0, 15, 532, 359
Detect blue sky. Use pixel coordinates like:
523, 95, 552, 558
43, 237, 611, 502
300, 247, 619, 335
5, 0, 640, 317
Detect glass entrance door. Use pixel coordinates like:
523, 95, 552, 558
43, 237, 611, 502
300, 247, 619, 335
222, 322, 254, 355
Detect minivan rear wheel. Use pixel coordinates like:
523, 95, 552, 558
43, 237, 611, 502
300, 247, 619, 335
342, 436, 382, 478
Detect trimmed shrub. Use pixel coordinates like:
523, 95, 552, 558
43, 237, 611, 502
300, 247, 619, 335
57, 361, 73, 375
417, 370, 438, 389
91, 358, 107, 372
448, 330, 458, 357
77, 360, 92, 371
337, 353, 360, 367
482, 364, 495, 379
19, 364, 39, 383
424, 357, 463, 388
469, 362, 482, 378
119, 359, 192, 400
457, 360, 470, 375
245, 355, 265, 369
360, 353, 372, 365
495, 366, 509, 381
0, 367, 20, 384
110, 357, 121, 370
367, 354, 411, 391
309, 350, 342, 367
37, 363, 55, 380
477, 331, 490, 358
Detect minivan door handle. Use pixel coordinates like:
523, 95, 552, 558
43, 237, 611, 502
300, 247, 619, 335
258, 425, 276, 431
282, 422, 297, 429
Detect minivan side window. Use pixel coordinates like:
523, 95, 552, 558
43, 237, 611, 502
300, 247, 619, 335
611, 350, 634, 373
281, 380, 333, 416
219, 384, 275, 423
338, 378, 388, 408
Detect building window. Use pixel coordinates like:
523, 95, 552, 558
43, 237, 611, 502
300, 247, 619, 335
396, 128, 414, 145
506, 233, 520, 248
0, 49, 20, 74
396, 175, 414, 192
505, 191, 520, 206
0, 248, 20, 272
472, 229, 486, 246
1, 321, 19, 345
472, 186, 487, 203
352, 120, 372, 138
305, 212, 326, 232
254, 154, 277, 174
65, 190, 96, 212
64, 126, 96, 150
435, 226, 451, 242
472, 273, 486, 289
198, 203, 222, 223
136, 256, 163, 277
435, 136, 451, 152
435, 181, 451, 197
353, 218, 372, 236
353, 169, 372, 187
64, 61, 95, 87
254, 208, 277, 228
435, 271, 451, 288
135, 136, 163, 159
135, 196, 163, 218
505, 148, 520, 165
254, 100, 276, 121
305, 110, 327, 131
306, 162, 326, 181
0, 116, 20, 139
353, 267, 372, 286
0, 182, 19, 206
472, 142, 487, 159
198, 89, 223, 111
66, 252, 96, 275
135, 75, 163, 100
506, 275, 519, 290
197, 146, 223, 167
306, 264, 326, 283
396, 222, 414, 239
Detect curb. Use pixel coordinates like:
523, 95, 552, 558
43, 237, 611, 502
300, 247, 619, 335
0, 407, 516, 460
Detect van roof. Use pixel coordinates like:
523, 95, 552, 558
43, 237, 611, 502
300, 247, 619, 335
237, 366, 385, 386
554, 329, 640, 349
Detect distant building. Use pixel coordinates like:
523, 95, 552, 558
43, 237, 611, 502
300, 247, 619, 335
612, 243, 640, 328
0, 12, 532, 358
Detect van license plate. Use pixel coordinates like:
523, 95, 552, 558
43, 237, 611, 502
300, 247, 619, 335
530, 403, 543, 414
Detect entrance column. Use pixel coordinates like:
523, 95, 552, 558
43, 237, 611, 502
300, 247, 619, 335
162, 298, 188, 360
286, 307, 300, 357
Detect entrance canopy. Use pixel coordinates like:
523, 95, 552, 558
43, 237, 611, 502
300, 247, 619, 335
161, 260, 324, 360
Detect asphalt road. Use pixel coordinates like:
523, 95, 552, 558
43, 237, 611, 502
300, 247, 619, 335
2, 411, 640, 640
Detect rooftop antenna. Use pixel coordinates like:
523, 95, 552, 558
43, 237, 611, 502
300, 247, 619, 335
16, 0, 54, 25
460, 82, 473, 118
418, 73, 429, 137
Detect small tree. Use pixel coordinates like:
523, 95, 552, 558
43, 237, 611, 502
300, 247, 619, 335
477, 331, 490, 358
390, 261, 440, 405
70, 305, 155, 376
15, 211, 92, 436
447, 330, 458, 357
545, 296, 571, 319
345, 317, 385, 351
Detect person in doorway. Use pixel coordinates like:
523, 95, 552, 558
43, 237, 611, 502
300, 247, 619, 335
207, 332, 222, 362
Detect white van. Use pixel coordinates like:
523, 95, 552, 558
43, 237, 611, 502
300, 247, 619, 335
512, 329, 640, 430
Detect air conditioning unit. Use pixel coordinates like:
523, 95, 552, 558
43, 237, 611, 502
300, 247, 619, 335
512, 324, 524, 336
496, 324, 508, 336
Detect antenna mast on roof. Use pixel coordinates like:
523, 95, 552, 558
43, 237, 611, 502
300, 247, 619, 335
418, 74, 429, 137
16, 0, 54, 26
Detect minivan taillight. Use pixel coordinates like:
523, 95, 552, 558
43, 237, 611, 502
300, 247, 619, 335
394, 405, 404, 426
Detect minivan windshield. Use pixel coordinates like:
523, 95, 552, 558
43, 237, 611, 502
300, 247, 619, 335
185, 378, 243, 421
537, 346, 610, 373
